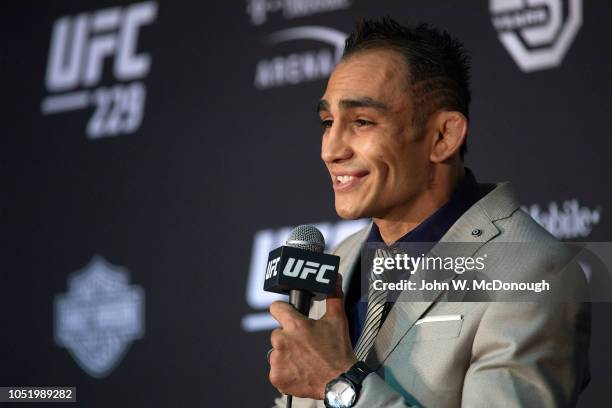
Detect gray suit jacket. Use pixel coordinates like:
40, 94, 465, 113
273, 181, 591, 408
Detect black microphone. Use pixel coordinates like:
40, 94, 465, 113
264, 225, 340, 314
263, 225, 340, 407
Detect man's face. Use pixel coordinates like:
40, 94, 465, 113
319, 48, 432, 220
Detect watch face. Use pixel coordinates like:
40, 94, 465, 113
325, 378, 356, 408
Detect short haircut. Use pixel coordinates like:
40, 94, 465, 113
343, 17, 472, 158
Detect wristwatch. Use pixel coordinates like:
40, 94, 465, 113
323, 361, 373, 408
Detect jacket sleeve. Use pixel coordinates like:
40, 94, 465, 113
272, 375, 420, 408
272, 395, 318, 408
352, 373, 419, 407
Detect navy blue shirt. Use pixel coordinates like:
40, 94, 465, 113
345, 168, 483, 347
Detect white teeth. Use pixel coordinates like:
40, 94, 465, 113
337, 175, 354, 183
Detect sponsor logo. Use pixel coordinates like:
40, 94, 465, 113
254, 26, 347, 89
54, 256, 145, 378
41, 1, 158, 139
246, 0, 350, 26
522, 199, 601, 239
490, 0, 582, 72
242, 219, 368, 332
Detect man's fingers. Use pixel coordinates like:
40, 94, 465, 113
269, 300, 307, 330
325, 274, 345, 317
270, 328, 285, 350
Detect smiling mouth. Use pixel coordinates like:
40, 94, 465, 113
333, 172, 369, 192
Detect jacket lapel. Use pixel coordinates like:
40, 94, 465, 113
362, 182, 520, 369
365, 202, 501, 368
336, 224, 372, 294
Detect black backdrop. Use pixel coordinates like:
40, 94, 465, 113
2, 1, 611, 406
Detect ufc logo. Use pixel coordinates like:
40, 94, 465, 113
265, 257, 281, 280
283, 258, 334, 283
45, 1, 158, 92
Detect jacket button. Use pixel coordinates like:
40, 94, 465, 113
471, 228, 482, 237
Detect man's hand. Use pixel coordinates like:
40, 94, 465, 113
268, 276, 357, 400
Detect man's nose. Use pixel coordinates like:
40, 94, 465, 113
321, 124, 352, 164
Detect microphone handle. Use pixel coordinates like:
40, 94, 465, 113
289, 289, 313, 316
285, 290, 313, 408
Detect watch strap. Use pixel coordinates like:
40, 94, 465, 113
342, 361, 372, 390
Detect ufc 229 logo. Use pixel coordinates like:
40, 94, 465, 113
41, 2, 158, 139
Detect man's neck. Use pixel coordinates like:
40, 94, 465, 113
373, 166, 465, 245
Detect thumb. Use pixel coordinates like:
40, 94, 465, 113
324, 274, 345, 317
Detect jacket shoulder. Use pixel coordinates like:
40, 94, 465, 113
332, 224, 371, 256
493, 207, 561, 243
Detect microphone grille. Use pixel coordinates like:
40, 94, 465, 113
286, 225, 325, 253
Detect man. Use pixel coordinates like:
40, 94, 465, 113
268, 17, 590, 407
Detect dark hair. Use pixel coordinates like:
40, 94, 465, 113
343, 17, 472, 158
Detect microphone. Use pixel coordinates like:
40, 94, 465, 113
263, 225, 340, 408
264, 225, 340, 314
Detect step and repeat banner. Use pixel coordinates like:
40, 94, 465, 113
2, 0, 611, 406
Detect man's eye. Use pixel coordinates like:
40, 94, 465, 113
321, 120, 333, 129
355, 119, 374, 127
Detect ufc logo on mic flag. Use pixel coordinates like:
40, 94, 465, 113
265, 257, 280, 279
282, 258, 334, 284
264, 246, 339, 299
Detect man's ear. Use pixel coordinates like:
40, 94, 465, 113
429, 111, 468, 163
